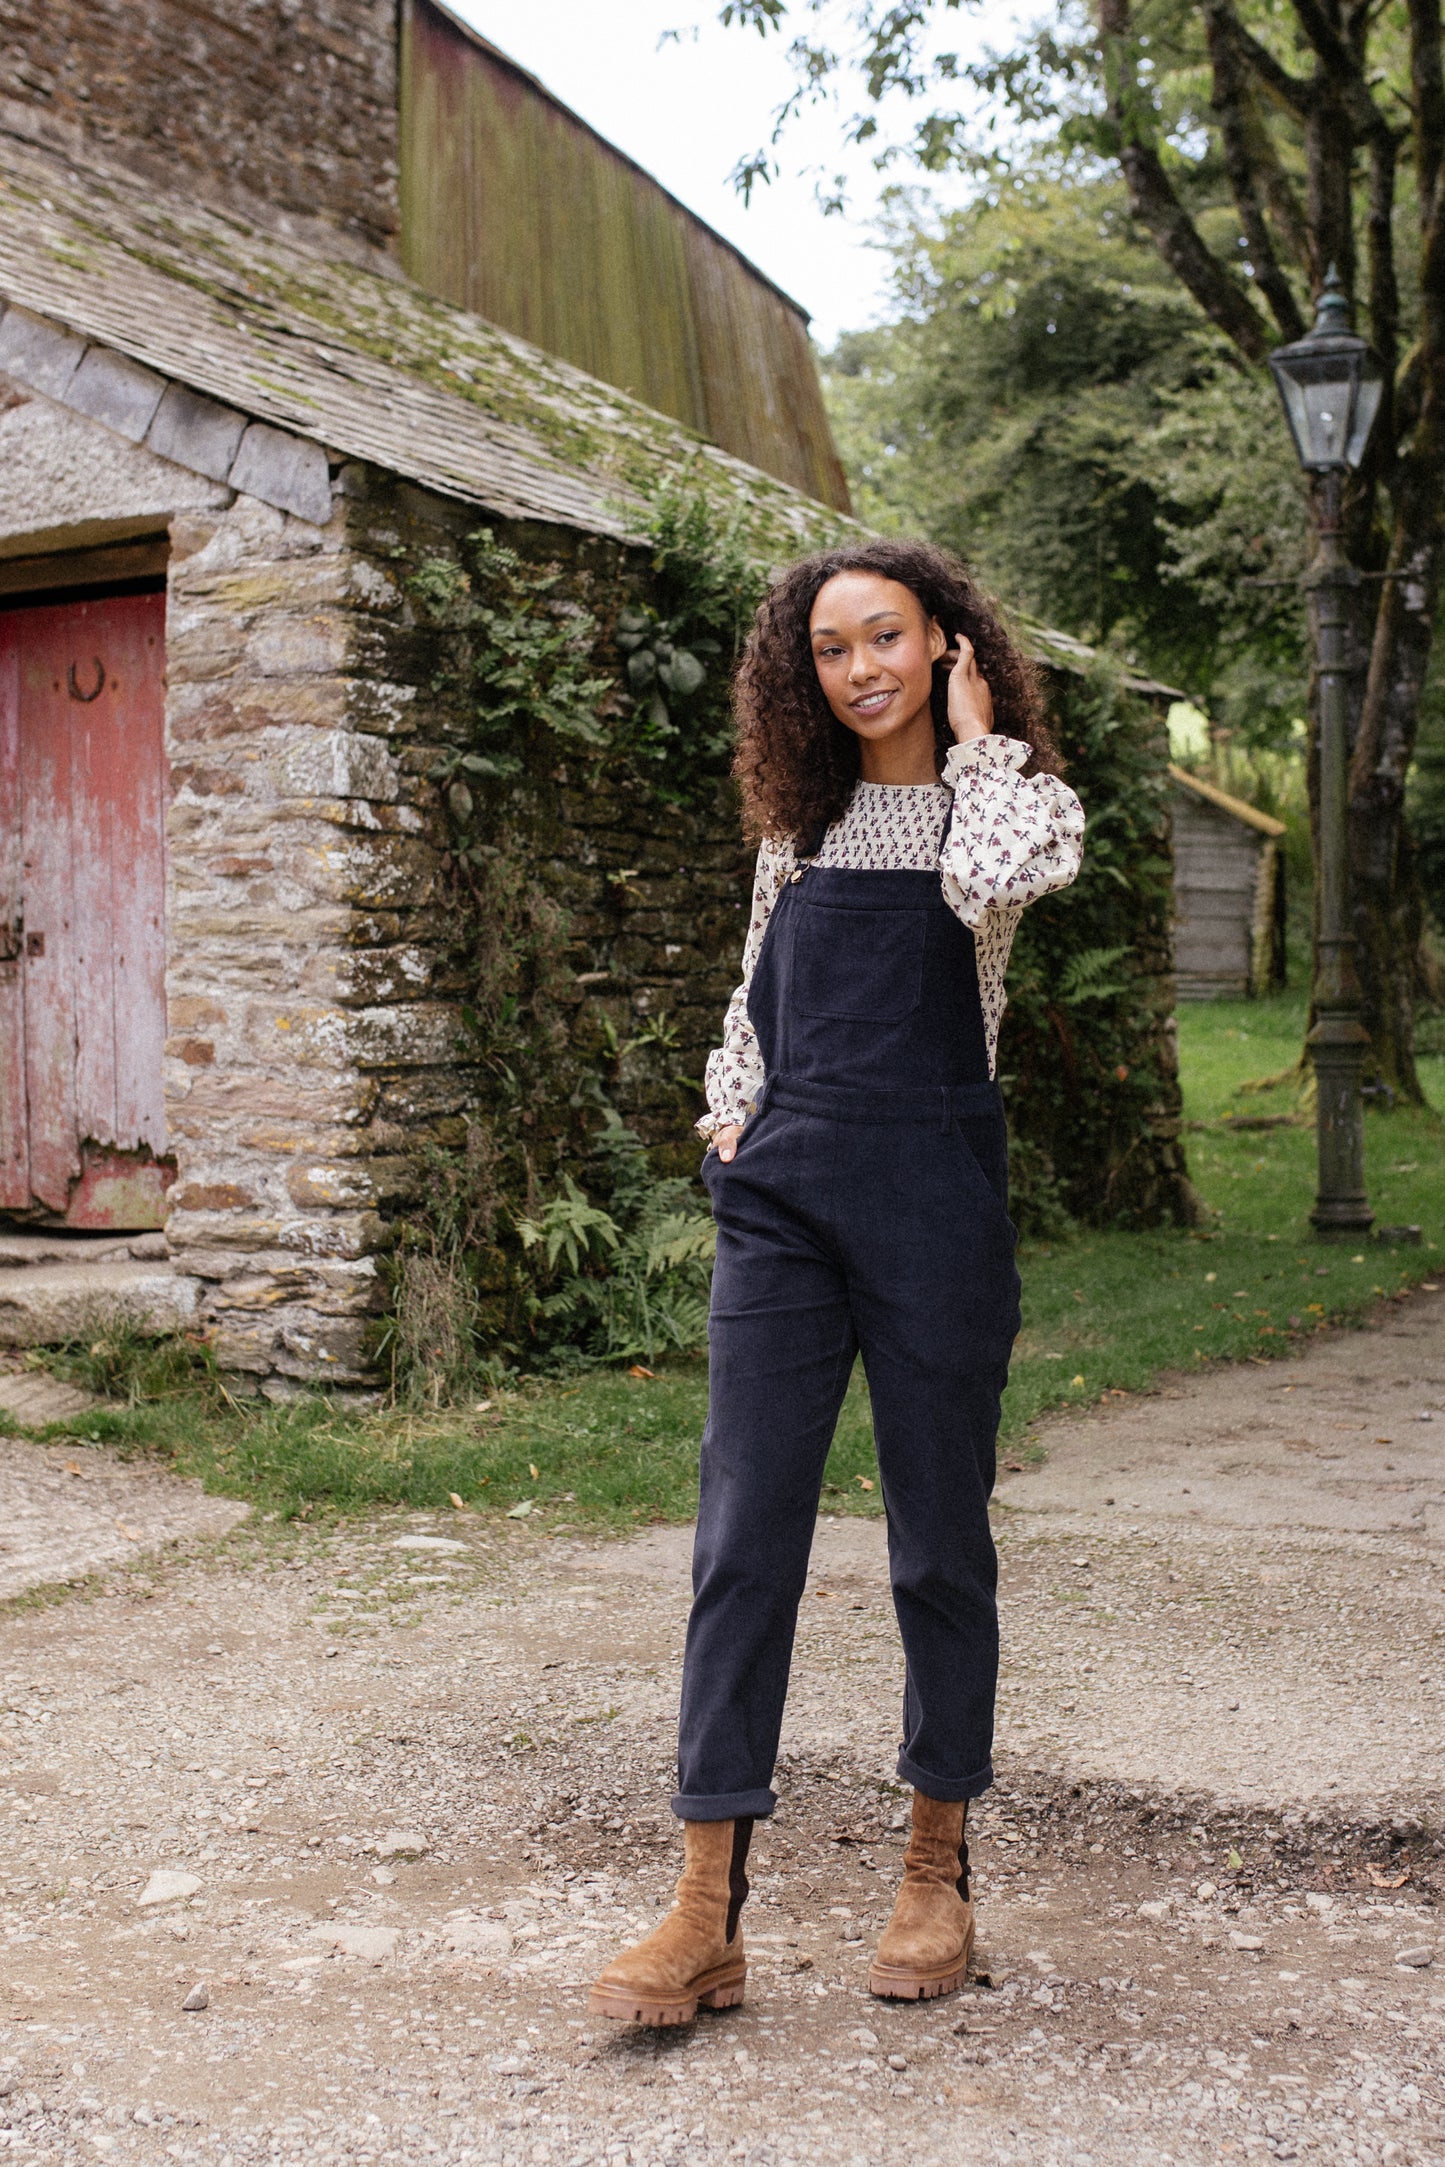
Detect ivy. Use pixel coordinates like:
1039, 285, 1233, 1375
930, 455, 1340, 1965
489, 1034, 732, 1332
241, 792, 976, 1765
416, 529, 616, 816
1001, 662, 1191, 1228
611, 481, 771, 807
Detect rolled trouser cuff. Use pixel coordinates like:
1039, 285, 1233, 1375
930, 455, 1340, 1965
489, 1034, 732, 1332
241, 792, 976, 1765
896, 1752, 993, 1803
671, 1787, 776, 1822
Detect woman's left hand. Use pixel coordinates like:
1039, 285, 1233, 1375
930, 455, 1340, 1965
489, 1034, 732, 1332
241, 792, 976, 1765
944, 635, 994, 744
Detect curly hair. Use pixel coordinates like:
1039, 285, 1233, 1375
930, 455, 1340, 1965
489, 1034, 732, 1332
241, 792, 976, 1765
732, 538, 1060, 842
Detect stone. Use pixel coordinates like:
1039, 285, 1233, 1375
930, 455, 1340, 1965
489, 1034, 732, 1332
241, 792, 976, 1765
393, 1535, 465, 1553
244, 609, 351, 677
375, 1829, 428, 1860
311, 1925, 400, 1963
1229, 1932, 1265, 1952
147, 384, 249, 482
0, 1371, 97, 1425
64, 346, 166, 442
1, 1, 400, 245
1137, 1900, 1172, 1922
139, 1871, 202, 1908
0, 1263, 200, 1348
228, 422, 333, 527
1395, 1946, 1433, 1967
181, 1983, 209, 2011
285, 1158, 412, 1210
0, 306, 85, 399
444, 1918, 513, 1960
280, 729, 402, 803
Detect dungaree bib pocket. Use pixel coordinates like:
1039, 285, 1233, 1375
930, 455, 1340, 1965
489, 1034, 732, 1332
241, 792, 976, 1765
789, 900, 926, 1022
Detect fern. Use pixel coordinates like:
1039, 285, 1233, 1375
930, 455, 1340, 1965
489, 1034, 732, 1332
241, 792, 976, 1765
1056, 943, 1134, 1006
521, 1118, 716, 1366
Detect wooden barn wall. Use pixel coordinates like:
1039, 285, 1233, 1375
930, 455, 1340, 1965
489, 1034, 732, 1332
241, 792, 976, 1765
1172, 793, 1264, 998
397, 0, 851, 513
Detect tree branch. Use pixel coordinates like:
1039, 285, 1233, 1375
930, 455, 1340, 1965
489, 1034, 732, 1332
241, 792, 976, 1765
1204, 0, 1307, 339
1286, 0, 1396, 142
1254, 130, 1314, 273
1220, 16, 1316, 122
1097, 0, 1273, 361
1407, 0, 1445, 228
1367, 126, 1400, 431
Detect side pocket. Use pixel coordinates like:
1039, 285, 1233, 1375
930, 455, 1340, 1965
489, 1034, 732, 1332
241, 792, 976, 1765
954, 1112, 1013, 1230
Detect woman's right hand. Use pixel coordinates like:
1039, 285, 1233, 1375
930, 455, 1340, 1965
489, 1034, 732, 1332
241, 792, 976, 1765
714, 1123, 745, 1164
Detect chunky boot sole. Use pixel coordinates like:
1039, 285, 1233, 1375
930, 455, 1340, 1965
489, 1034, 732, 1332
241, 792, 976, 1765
868, 1915, 976, 2002
588, 1956, 746, 2028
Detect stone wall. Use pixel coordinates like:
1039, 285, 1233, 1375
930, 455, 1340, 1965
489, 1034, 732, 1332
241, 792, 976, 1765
159, 468, 752, 1394
162, 472, 433, 1393
0, 0, 399, 253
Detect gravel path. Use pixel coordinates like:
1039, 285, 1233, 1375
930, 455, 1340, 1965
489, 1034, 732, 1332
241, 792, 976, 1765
1, 1289, 1441, 2167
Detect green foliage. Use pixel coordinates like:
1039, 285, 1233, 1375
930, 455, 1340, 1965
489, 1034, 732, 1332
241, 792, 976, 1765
1000, 664, 1189, 1226
1409, 684, 1445, 939
822, 175, 1308, 742
521, 1115, 717, 1368
48, 1310, 219, 1407
381, 1126, 503, 1409
397, 494, 762, 1385
418, 528, 615, 808
616, 481, 771, 806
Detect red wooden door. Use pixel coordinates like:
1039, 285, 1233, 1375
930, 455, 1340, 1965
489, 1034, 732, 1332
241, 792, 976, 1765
0, 592, 172, 1228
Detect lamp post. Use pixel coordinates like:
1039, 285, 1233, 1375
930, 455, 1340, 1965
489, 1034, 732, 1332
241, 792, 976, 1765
1267, 268, 1384, 1237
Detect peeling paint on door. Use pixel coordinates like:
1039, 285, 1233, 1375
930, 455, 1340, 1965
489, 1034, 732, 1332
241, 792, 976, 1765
0, 591, 171, 1228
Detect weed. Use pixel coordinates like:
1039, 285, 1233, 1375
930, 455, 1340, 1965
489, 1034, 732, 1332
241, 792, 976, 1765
48, 1305, 217, 1407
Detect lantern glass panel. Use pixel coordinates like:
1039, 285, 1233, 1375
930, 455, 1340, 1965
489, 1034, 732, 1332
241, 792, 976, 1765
1276, 351, 1355, 468
1345, 364, 1384, 469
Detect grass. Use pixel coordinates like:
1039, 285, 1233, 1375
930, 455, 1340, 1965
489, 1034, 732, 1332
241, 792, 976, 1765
7, 988, 1442, 1532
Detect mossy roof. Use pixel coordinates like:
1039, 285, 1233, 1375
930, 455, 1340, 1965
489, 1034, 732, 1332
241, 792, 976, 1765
0, 133, 854, 558
0, 130, 1184, 701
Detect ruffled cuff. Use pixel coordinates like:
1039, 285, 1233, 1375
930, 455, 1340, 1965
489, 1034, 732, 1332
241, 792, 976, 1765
698, 1042, 763, 1143
942, 732, 1032, 784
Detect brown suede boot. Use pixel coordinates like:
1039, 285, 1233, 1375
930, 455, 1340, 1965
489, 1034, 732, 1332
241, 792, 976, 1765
869, 1791, 975, 2001
589, 1818, 752, 2026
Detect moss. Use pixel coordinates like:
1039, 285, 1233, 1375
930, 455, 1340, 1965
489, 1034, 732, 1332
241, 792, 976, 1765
33, 145, 855, 563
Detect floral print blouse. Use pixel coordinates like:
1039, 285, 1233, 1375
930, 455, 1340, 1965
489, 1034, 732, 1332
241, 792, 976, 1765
698, 733, 1086, 1137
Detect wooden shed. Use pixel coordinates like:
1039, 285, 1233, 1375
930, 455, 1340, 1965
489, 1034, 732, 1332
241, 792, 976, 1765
1169, 765, 1287, 999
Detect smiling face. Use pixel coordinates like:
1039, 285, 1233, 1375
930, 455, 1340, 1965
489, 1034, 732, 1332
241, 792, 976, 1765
808, 571, 948, 761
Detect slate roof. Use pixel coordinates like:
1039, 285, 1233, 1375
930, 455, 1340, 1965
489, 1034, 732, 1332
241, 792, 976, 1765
0, 131, 852, 554
0, 128, 1185, 704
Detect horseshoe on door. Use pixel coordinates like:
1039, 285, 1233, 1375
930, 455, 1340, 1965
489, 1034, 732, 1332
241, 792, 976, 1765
67, 657, 105, 702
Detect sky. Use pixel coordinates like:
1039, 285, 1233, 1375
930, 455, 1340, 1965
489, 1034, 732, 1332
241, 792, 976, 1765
444, 0, 1025, 347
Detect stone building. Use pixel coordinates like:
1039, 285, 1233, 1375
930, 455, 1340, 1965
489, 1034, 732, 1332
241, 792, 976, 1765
0, 0, 853, 1389
0, 2, 1193, 1390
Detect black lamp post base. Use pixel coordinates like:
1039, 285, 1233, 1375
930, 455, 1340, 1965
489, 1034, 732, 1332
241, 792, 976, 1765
1308, 1025, 1372, 1239
1309, 1203, 1376, 1237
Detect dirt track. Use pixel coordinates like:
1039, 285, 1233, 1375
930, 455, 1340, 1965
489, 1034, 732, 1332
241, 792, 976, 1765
0, 1290, 1441, 2166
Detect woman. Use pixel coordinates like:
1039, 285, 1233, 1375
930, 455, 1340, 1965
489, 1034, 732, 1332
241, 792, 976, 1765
591, 539, 1085, 2026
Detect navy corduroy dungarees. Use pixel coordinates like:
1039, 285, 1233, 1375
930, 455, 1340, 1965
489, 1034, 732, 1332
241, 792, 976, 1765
675, 811, 1021, 1821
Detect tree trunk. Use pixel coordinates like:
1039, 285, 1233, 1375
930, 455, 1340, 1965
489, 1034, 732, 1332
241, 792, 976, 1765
1347, 482, 1442, 1103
